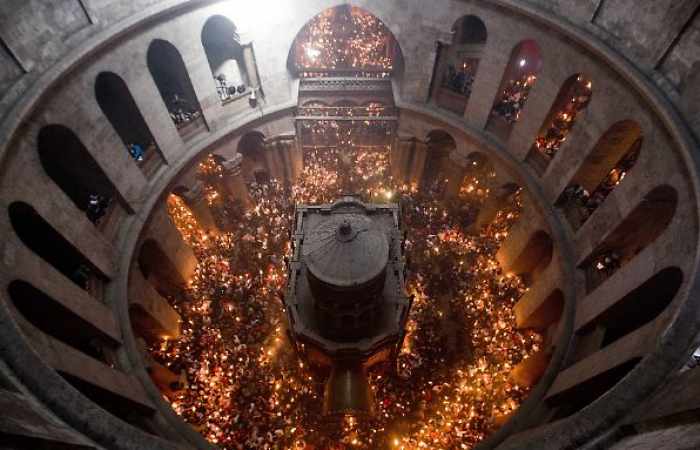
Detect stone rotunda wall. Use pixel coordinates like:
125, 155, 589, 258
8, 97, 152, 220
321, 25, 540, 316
0, 1, 698, 450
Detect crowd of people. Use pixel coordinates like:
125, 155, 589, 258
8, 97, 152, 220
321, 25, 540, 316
442, 60, 478, 98
490, 74, 537, 125
168, 93, 202, 127
558, 142, 640, 230
294, 6, 395, 75
154, 144, 541, 449
533, 76, 592, 159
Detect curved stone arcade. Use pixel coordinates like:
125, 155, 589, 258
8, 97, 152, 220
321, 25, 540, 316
0, 2, 699, 450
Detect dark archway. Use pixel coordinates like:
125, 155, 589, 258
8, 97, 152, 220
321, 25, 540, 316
8, 202, 105, 291
431, 15, 488, 114
581, 185, 677, 292
7, 280, 116, 361
147, 39, 206, 138
589, 267, 682, 349
95, 72, 165, 177
38, 125, 117, 226
201, 15, 249, 103
525, 73, 593, 174
289, 4, 403, 78
547, 358, 642, 419
421, 130, 456, 192
238, 131, 270, 184
557, 121, 642, 231
486, 39, 542, 140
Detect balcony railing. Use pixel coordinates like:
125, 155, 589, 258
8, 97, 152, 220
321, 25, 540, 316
297, 105, 398, 120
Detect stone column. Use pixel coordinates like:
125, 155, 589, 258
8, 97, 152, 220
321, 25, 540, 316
494, 195, 542, 273
222, 155, 252, 208
242, 43, 260, 89
472, 183, 521, 231
128, 268, 181, 340
136, 338, 186, 401
276, 138, 295, 182
144, 203, 199, 291
444, 153, 469, 199
408, 140, 428, 186
263, 141, 285, 182
510, 349, 551, 388
177, 181, 219, 233
393, 136, 415, 185
390, 137, 403, 182
291, 136, 304, 181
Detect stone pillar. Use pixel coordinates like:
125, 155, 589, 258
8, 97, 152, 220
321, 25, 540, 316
222, 154, 252, 208
177, 181, 219, 233
263, 141, 285, 182
473, 193, 510, 230
242, 43, 259, 89
408, 140, 428, 186
510, 349, 551, 388
129, 268, 181, 340
471, 183, 521, 231
444, 153, 469, 199
291, 136, 304, 181
275, 137, 295, 182
149, 360, 187, 400
393, 136, 415, 185
390, 137, 403, 182
570, 325, 606, 363
28, 330, 154, 412
144, 203, 199, 291
495, 195, 542, 273
136, 338, 186, 401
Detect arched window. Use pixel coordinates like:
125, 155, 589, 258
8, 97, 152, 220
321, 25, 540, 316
147, 39, 206, 138
7, 280, 116, 362
553, 267, 683, 418
289, 5, 401, 78
526, 74, 593, 174
95, 72, 165, 177
201, 15, 249, 103
8, 202, 105, 292
486, 40, 542, 140
581, 185, 677, 293
547, 358, 642, 419
431, 15, 487, 114
556, 120, 642, 230
580, 267, 682, 349
238, 132, 270, 184
5, 280, 155, 423
38, 125, 117, 226
421, 130, 456, 192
